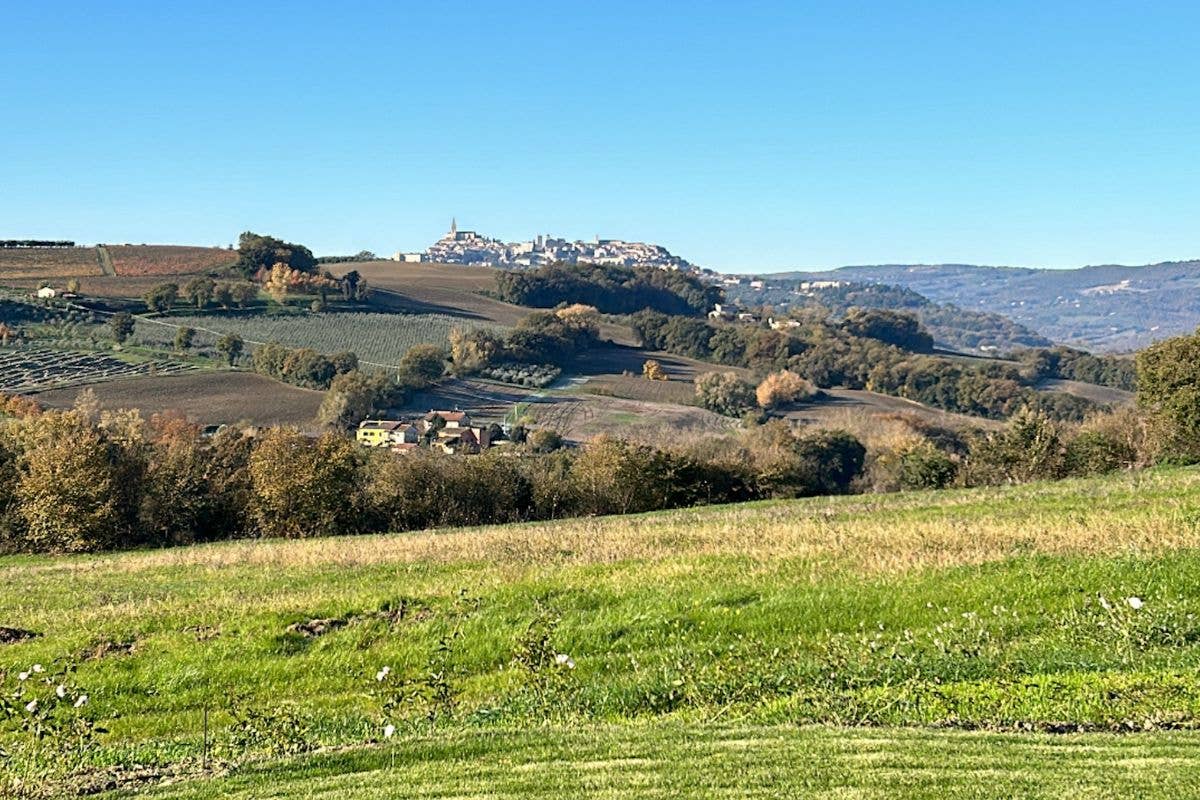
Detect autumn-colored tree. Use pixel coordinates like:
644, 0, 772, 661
755, 370, 815, 409
0, 322, 16, 346
263, 263, 294, 300
248, 429, 363, 538
65, 278, 81, 294
642, 359, 667, 381
10, 411, 122, 552
0, 392, 41, 418
555, 303, 601, 339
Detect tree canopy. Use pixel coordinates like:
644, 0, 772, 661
235, 232, 317, 278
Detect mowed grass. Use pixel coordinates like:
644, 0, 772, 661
120, 725, 1200, 799
7, 468, 1200, 796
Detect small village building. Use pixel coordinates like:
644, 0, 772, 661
357, 420, 413, 447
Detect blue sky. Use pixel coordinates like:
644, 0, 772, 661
3, 1, 1199, 272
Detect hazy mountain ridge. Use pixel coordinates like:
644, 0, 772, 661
765, 261, 1200, 352
725, 279, 1052, 354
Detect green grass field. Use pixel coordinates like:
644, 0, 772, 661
6, 468, 1200, 796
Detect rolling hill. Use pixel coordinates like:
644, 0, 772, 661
768, 260, 1200, 352
5, 468, 1200, 797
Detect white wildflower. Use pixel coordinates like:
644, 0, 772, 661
74, 695, 88, 708
383, 723, 396, 738
17, 671, 29, 681
24, 699, 37, 713
1127, 596, 1144, 610
555, 653, 575, 669
56, 684, 67, 699
1098, 595, 1112, 611
31, 664, 44, 674
375, 666, 391, 682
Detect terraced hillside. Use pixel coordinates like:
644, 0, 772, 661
5, 468, 1200, 797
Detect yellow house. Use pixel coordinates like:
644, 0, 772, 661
356, 420, 415, 447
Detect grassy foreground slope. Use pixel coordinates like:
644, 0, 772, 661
7, 469, 1200, 796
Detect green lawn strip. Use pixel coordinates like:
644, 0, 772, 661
6, 548, 1200, 757
112, 724, 1200, 799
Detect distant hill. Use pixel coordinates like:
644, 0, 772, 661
727, 279, 1052, 354
765, 261, 1200, 352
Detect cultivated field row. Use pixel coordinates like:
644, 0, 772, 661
0, 347, 196, 393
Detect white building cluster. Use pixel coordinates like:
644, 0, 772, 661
395, 220, 697, 271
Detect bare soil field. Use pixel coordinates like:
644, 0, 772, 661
32, 371, 324, 426
0, 247, 101, 279
107, 245, 236, 276
354, 261, 526, 324
355, 260, 637, 343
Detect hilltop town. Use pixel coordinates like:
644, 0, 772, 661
394, 219, 697, 271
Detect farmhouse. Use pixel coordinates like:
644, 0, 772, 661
356, 410, 493, 454
35, 286, 57, 299
356, 420, 418, 447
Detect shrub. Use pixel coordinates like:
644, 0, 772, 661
643, 359, 667, 381
756, 370, 815, 409
695, 371, 756, 417
527, 429, 564, 453
1064, 430, 1136, 477
897, 443, 958, 490
964, 408, 1065, 485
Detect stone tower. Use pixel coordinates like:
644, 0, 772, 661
449, 218, 457, 239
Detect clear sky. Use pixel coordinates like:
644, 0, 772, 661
4, 1, 1199, 272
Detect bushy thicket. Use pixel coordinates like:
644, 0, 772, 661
631, 310, 1099, 422
451, 305, 600, 374
0, 399, 866, 554
252, 342, 359, 389
495, 262, 722, 317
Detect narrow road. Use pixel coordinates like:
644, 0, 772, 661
96, 245, 115, 276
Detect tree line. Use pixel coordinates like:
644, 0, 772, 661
495, 262, 722, 317
0, 240, 75, 248
631, 309, 1100, 421
0, 396, 866, 554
